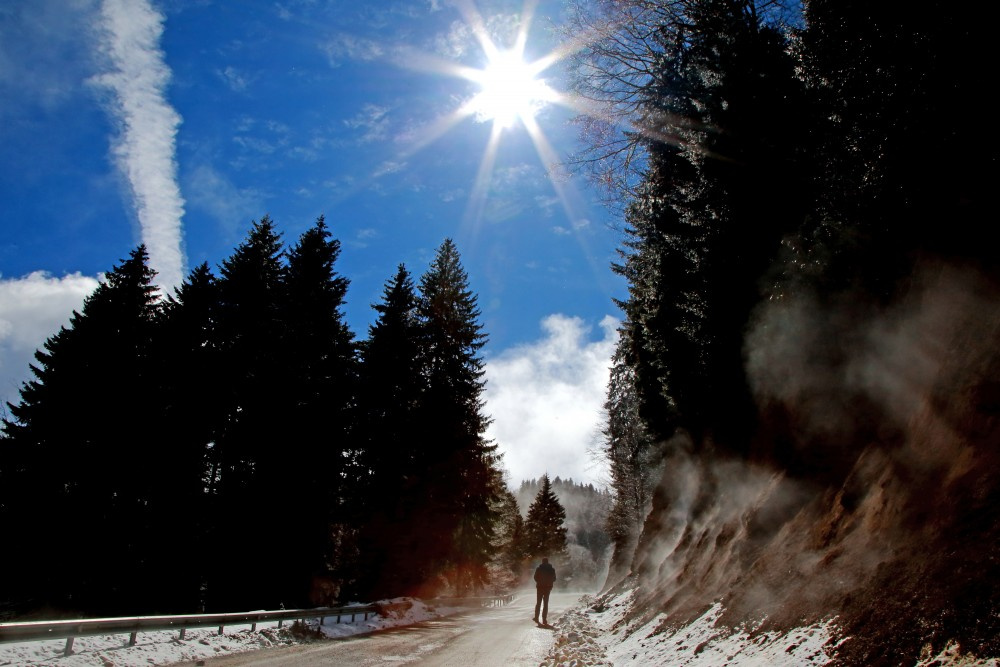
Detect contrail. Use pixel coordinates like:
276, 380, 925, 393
94, 0, 186, 293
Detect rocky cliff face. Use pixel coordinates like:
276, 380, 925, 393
601, 261, 1000, 665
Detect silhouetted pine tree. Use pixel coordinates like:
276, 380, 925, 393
148, 262, 220, 612
207, 216, 286, 610
0, 246, 160, 615
414, 239, 499, 595
523, 474, 568, 561
278, 216, 358, 606
356, 264, 426, 598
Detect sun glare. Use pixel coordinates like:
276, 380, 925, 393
470, 49, 554, 129
391, 0, 596, 231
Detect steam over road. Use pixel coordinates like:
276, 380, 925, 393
176, 592, 581, 666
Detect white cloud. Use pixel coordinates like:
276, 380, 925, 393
485, 314, 619, 488
92, 0, 186, 292
0, 272, 101, 410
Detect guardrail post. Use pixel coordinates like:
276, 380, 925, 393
179, 628, 186, 640
217, 625, 224, 636
64, 637, 74, 656
251, 622, 257, 632
129, 631, 138, 646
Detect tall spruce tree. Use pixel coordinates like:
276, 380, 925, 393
208, 216, 287, 610
414, 239, 499, 595
0, 246, 160, 615
523, 474, 569, 561
278, 216, 358, 606
149, 262, 220, 612
587, 0, 812, 456
602, 330, 660, 583
356, 264, 427, 598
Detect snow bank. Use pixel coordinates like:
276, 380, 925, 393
0, 598, 464, 666
542, 593, 836, 666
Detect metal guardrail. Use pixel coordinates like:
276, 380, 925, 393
0, 604, 377, 657
0, 594, 517, 658
432, 593, 515, 607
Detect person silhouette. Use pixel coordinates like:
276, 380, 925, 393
532, 557, 556, 625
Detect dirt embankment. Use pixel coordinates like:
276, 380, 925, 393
602, 261, 1000, 665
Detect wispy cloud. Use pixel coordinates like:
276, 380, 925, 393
553, 218, 591, 235
0, 272, 101, 410
217, 65, 256, 92
373, 160, 407, 178
344, 104, 391, 143
485, 314, 618, 487
348, 227, 380, 249
321, 33, 386, 67
432, 13, 520, 59
535, 194, 560, 216
92, 0, 186, 292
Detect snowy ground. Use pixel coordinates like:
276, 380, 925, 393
0, 598, 464, 667
8, 593, 997, 666
540, 591, 1000, 667
539, 591, 833, 667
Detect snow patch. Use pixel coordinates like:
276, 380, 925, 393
0, 598, 464, 666
543, 593, 836, 666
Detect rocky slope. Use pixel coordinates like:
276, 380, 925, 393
590, 261, 1000, 665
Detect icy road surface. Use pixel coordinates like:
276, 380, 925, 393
173, 592, 581, 666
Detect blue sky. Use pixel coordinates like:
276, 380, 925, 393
0, 0, 626, 486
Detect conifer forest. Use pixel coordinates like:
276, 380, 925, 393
0, 223, 528, 617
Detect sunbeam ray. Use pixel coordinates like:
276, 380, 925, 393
463, 122, 505, 234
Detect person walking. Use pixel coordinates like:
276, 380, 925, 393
533, 556, 556, 625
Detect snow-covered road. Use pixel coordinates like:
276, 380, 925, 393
170, 592, 582, 667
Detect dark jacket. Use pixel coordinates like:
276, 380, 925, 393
534, 562, 556, 589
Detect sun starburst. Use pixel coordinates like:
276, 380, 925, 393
388, 0, 596, 232
467, 46, 556, 130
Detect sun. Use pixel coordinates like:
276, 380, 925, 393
389, 0, 591, 228
468, 48, 556, 130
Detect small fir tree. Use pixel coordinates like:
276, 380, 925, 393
524, 474, 569, 562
